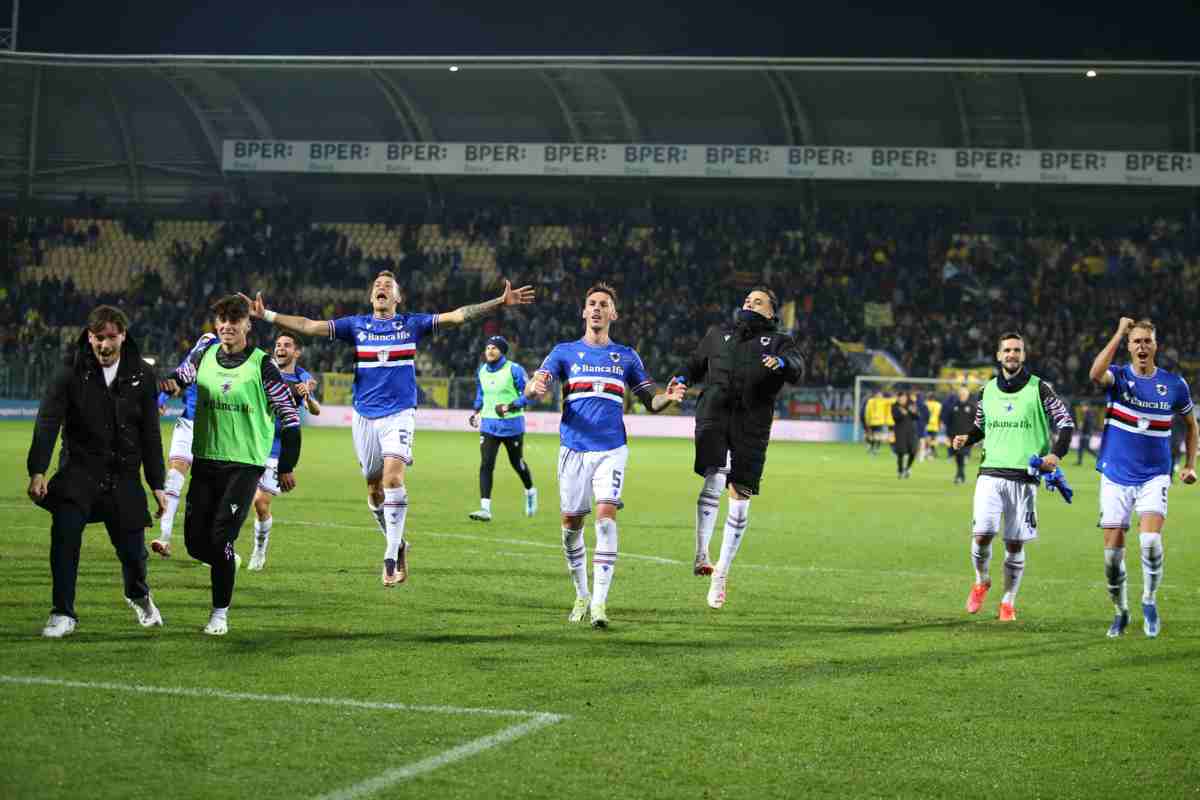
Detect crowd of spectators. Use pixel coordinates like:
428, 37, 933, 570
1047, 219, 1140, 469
4, 201, 1199, 407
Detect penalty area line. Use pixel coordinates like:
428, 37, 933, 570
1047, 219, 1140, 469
0, 675, 568, 800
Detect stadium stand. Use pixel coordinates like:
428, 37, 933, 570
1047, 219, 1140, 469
5, 204, 1199, 409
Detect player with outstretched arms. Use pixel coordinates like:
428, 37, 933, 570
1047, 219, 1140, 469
525, 282, 685, 629
952, 332, 1074, 622
1087, 317, 1197, 639
240, 271, 533, 586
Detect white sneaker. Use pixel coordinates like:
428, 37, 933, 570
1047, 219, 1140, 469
568, 595, 590, 623
468, 508, 493, 522
42, 613, 77, 638
707, 572, 727, 609
248, 541, 268, 571
525, 488, 538, 517
203, 612, 228, 636
127, 596, 163, 628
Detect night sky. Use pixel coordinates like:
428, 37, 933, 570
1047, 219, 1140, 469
9, 0, 1200, 60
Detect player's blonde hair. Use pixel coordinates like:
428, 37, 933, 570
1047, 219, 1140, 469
1130, 319, 1156, 338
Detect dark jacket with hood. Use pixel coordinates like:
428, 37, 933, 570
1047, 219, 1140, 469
27, 329, 165, 530
682, 311, 805, 447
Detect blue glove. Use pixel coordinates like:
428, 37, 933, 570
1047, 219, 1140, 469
1028, 455, 1074, 504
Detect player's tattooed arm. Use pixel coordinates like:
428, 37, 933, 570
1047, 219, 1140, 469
437, 280, 535, 327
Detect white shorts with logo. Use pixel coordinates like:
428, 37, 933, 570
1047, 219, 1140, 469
557, 445, 629, 517
352, 409, 415, 479
257, 456, 281, 496
1099, 474, 1170, 528
168, 418, 194, 464
972, 475, 1039, 542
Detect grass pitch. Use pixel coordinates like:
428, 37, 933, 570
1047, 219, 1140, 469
2, 421, 1199, 799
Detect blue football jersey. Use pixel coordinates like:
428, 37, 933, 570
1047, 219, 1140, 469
537, 339, 654, 452
1097, 364, 1193, 485
270, 364, 313, 459
158, 333, 217, 420
330, 312, 437, 418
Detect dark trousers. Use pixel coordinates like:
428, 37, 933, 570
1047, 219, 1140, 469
184, 460, 262, 609
49, 498, 149, 619
480, 433, 534, 498
954, 447, 971, 478
1075, 434, 1095, 465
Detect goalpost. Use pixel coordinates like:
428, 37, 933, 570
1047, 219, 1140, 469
852, 373, 991, 442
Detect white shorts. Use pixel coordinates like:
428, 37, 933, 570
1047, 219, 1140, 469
972, 475, 1039, 542
1099, 474, 1170, 528
352, 409, 415, 480
557, 445, 629, 517
257, 456, 281, 496
168, 418, 194, 464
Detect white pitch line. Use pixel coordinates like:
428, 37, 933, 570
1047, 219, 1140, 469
0, 675, 568, 800
315, 713, 562, 800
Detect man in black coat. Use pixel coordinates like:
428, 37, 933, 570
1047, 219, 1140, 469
679, 286, 804, 609
945, 384, 979, 484
26, 305, 167, 638
891, 390, 918, 479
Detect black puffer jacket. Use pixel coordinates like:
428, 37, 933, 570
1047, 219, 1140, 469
682, 312, 805, 443
27, 329, 165, 529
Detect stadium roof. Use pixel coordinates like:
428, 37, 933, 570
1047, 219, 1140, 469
1, 52, 1197, 206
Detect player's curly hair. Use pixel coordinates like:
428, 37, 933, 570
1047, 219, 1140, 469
275, 330, 301, 348
584, 282, 618, 309
211, 294, 250, 322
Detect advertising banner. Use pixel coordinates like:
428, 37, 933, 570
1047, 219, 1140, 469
224, 140, 1200, 187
